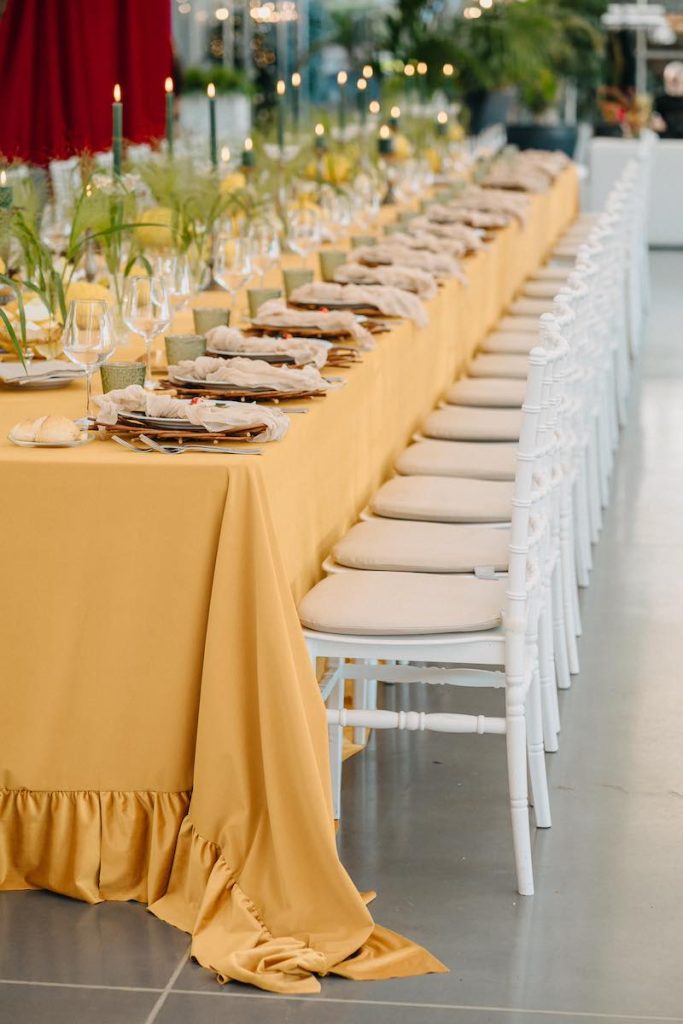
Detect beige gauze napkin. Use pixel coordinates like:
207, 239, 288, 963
252, 298, 374, 349
409, 216, 486, 251
172, 355, 338, 393
387, 230, 467, 259
334, 262, 437, 300
352, 244, 465, 282
290, 281, 428, 328
457, 185, 530, 223
205, 325, 328, 369
94, 385, 289, 441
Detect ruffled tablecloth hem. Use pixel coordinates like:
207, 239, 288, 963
0, 789, 447, 993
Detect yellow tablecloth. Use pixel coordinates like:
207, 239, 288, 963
0, 166, 577, 993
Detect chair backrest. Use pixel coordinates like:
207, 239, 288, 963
505, 345, 564, 675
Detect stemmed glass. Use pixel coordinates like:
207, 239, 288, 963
62, 299, 116, 428
155, 253, 194, 314
248, 222, 281, 285
122, 276, 171, 390
41, 201, 72, 256
287, 207, 321, 266
213, 234, 252, 313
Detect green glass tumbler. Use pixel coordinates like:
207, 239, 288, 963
100, 361, 146, 393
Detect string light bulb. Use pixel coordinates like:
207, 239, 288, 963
362, 64, 373, 79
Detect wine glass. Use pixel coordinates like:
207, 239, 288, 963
62, 300, 116, 427
122, 276, 171, 390
41, 201, 72, 256
213, 234, 252, 310
156, 253, 194, 314
248, 222, 281, 285
287, 207, 321, 266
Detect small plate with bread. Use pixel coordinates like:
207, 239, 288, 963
8, 414, 92, 447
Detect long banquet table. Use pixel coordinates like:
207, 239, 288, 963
0, 166, 578, 994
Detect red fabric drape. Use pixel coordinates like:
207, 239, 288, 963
0, 0, 172, 164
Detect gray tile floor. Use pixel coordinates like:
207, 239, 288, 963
2, 252, 682, 1024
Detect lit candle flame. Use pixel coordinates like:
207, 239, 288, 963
165, 77, 174, 94
221, 145, 231, 162
244, 136, 253, 151
390, 105, 401, 119
291, 71, 301, 88
379, 125, 390, 140
437, 111, 448, 124
369, 100, 380, 115
362, 64, 373, 79
113, 83, 121, 102
357, 78, 367, 91
0, 171, 6, 186
417, 61, 428, 75
404, 65, 415, 77
314, 122, 325, 136
207, 82, 216, 99
337, 71, 348, 87
276, 79, 286, 96
443, 63, 454, 77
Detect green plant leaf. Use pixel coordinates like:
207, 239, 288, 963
0, 305, 25, 367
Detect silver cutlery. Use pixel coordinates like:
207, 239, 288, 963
138, 434, 262, 455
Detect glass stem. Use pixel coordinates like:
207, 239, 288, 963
85, 370, 92, 424
145, 337, 154, 389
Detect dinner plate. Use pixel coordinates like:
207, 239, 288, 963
118, 411, 209, 432
206, 348, 295, 364
1, 375, 80, 390
169, 372, 272, 392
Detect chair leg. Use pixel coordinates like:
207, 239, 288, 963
328, 670, 345, 821
526, 666, 552, 829
573, 468, 592, 587
560, 516, 581, 676
353, 659, 378, 745
506, 691, 534, 896
551, 563, 571, 690
538, 598, 559, 751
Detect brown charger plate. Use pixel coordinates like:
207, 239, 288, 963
93, 421, 265, 443
159, 380, 328, 402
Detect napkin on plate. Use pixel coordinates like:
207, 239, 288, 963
411, 215, 487, 250
171, 355, 338, 393
289, 281, 428, 328
334, 262, 437, 300
94, 384, 289, 441
0, 360, 82, 382
252, 298, 374, 348
352, 244, 465, 282
205, 325, 329, 369
386, 230, 467, 259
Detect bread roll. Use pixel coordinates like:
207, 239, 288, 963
34, 414, 81, 443
9, 418, 39, 442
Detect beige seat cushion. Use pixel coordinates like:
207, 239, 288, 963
523, 280, 560, 299
531, 265, 572, 283
299, 570, 506, 636
333, 519, 510, 573
446, 377, 526, 408
423, 405, 521, 442
468, 353, 529, 379
481, 330, 537, 355
371, 474, 513, 523
396, 440, 516, 480
508, 296, 555, 317
553, 241, 580, 260
496, 315, 539, 334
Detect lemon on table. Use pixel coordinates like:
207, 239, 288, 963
220, 172, 247, 194
65, 281, 114, 307
135, 206, 175, 250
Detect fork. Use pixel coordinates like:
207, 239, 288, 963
138, 434, 263, 455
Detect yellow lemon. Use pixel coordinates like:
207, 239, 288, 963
135, 206, 175, 249
424, 147, 442, 173
65, 281, 114, 307
220, 172, 247, 194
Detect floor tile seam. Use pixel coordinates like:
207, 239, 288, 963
165, 989, 683, 1021
0, 979, 164, 993
141, 948, 192, 1024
